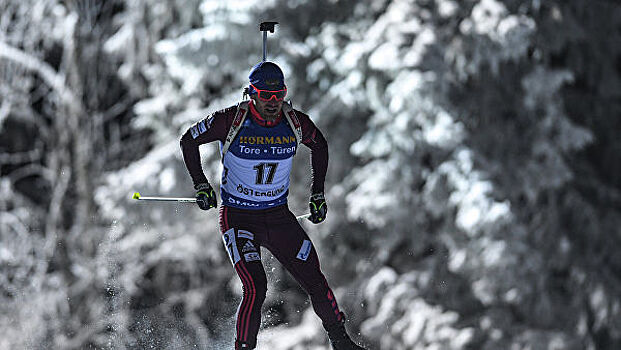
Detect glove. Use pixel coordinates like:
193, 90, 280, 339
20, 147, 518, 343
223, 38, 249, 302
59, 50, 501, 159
195, 182, 217, 210
308, 192, 327, 224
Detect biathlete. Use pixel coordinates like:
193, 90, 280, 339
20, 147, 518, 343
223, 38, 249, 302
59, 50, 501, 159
180, 61, 366, 349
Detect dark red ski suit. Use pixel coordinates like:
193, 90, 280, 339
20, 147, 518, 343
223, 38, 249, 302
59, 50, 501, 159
180, 101, 343, 349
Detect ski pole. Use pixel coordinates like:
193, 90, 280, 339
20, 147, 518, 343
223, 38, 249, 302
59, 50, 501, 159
133, 192, 311, 220
260, 21, 278, 61
296, 213, 311, 221
132, 192, 196, 203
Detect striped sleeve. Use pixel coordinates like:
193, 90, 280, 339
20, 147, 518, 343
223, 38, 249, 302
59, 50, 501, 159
180, 106, 235, 186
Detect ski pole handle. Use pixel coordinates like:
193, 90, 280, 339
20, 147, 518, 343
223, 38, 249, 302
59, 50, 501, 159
132, 192, 196, 203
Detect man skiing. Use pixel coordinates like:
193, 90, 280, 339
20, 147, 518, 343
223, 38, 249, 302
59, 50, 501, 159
180, 61, 366, 350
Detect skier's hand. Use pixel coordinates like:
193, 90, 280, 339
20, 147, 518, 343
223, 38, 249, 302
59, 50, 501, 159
195, 182, 217, 210
308, 192, 327, 224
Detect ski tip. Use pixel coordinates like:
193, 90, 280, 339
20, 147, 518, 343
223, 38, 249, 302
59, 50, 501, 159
132, 192, 141, 200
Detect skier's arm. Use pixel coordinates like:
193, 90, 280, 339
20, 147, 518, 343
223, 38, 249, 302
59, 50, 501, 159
298, 111, 328, 194
179, 110, 231, 187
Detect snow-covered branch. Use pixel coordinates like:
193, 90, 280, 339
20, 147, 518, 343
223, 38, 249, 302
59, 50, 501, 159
0, 41, 82, 112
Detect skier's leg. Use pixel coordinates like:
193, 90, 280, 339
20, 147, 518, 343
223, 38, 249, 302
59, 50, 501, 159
220, 207, 267, 349
265, 211, 343, 326
265, 209, 366, 349
231, 255, 266, 349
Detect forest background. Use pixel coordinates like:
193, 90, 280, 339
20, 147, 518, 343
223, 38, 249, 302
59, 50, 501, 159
1, 0, 620, 349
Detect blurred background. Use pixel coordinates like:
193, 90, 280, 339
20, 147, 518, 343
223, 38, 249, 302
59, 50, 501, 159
1, 0, 620, 349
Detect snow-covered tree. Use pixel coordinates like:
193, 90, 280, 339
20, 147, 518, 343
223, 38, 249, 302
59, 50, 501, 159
2, 0, 620, 349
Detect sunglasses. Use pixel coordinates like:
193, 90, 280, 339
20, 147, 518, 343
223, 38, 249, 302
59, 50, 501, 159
250, 84, 287, 101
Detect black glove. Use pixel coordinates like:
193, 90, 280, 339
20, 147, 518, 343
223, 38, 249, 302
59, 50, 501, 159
195, 182, 217, 210
309, 192, 327, 224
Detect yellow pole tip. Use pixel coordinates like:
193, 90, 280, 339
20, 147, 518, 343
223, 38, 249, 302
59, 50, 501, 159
132, 192, 141, 200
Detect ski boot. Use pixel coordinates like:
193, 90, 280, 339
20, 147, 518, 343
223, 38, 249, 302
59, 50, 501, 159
324, 314, 367, 350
